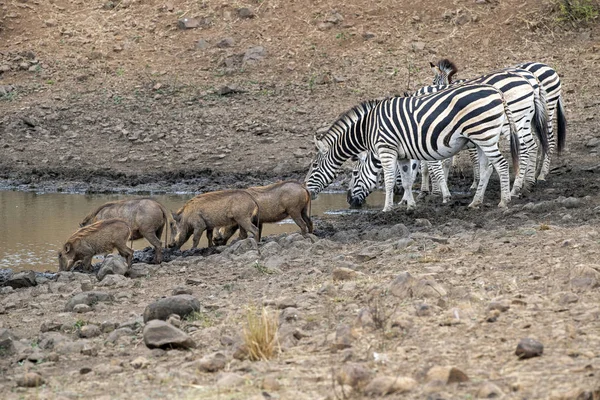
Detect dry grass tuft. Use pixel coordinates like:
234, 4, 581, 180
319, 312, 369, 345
243, 307, 279, 361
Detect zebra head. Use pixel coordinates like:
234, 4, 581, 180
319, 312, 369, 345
430, 59, 457, 86
347, 151, 380, 208
305, 138, 332, 199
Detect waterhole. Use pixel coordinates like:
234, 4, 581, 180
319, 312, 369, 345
0, 190, 386, 272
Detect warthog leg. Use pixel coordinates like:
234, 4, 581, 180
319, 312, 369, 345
289, 210, 310, 235
237, 218, 260, 241
116, 244, 134, 267
143, 230, 163, 264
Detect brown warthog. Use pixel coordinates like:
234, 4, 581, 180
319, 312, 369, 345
213, 181, 313, 246
169, 190, 259, 249
80, 198, 172, 264
58, 219, 133, 272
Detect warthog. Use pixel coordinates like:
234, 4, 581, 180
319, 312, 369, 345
58, 219, 133, 272
169, 189, 259, 249
80, 198, 173, 264
213, 181, 313, 246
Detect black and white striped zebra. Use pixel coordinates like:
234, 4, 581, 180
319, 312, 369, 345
346, 68, 550, 207
434, 60, 566, 181
305, 83, 521, 212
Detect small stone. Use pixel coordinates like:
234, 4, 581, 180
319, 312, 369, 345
17, 372, 45, 388
585, 137, 600, 148
333, 324, 356, 350
178, 18, 200, 29
216, 372, 245, 388
73, 304, 92, 313
81, 343, 98, 356
79, 324, 101, 338
332, 267, 362, 281
487, 301, 510, 312
426, 366, 469, 384
40, 321, 62, 333
216, 84, 244, 96
172, 286, 192, 295
80, 367, 92, 375
167, 314, 182, 327
81, 281, 94, 292
216, 37, 235, 48
106, 327, 134, 343
27, 351, 45, 363
143, 294, 201, 322
5, 271, 37, 289
336, 363, 372, 389
362, 32, 376, 40
558, 292, 579, 305
195, 352, 227, 372
64, 291, 113, 312
0, 65, 11, 73
415, 218, 432, 227
243, 46, 267, 66
0, 328, 18, 355
97, 255, 128, 281
389, 271, 416, 298
44, 19, 57, 27
196, 39, 210, 50
561, 197, 581, 209
477, 381, 504, 398
131, 356, 150, 369
237, 7, 255, 18
262, 375, 280, 391
143, 320, 196, 349
364, 376, 417, 395
515, 338, 543, 359
411, 41, 426, 52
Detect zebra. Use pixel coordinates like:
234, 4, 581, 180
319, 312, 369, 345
346, 68, 550, 208
433, 59, 566, 181
305, 83, 521, 212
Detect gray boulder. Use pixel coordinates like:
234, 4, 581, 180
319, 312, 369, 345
143, 295, 201, 323
0, 328, 18, 355
143, 320, 196, 349
5, 271, 37, 289
64, 291, 113, 312
97, 255, 128, 281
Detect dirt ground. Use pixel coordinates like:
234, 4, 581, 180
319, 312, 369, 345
1, 0, 600, 398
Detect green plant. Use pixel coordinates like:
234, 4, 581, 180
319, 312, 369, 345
556, 0, 599, 23
0, 91, 16, 101
116, 67, 125, 76
252, 261, 273, 274
46, 79, 55, 85
185, 311, 214, 328
73, 319, 87, 330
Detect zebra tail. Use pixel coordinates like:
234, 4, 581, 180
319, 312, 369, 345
556, 94, 567, 155
532, 82, 550, 157
504, 100, 520, 176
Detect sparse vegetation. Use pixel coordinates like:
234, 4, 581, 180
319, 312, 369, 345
185, 310, 215, 328
243, 307, 279, 361
252, 260, 273, 274
556, 0, 599, 23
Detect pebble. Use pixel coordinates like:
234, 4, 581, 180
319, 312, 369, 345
79, 324, 101, 338
262, 375, 281, 391
332, 267, 362, 281
336, 363, 372, 389
194, 352, 227, 372
216, 372, 245, 388
17, 372, 45, 387
364, 375, 417, 395
73, 304, 92, 313
515, 338, 543, 359
143, 294, 201, 322
131, 356, 150, 369
425, 366, 469, 384
143, 320, 196, 349
477, 381, 504, 398
333, 324, 357, 350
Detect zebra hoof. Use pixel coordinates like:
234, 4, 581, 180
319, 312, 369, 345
382, 206, 393, 212
468, 201, 481, 209
442, 197, 451, 204
417, 192, 428, 200
497, 201, 508, 209
510, 191, 521, 199
537, 174, 546, 182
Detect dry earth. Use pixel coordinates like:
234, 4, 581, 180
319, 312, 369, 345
1, 0, 600, 399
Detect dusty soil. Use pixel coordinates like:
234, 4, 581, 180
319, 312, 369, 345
2, 0, 600, 398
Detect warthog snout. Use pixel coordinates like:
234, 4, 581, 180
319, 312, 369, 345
347, 190, 364, 209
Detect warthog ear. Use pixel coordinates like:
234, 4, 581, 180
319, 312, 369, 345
314, 137, 328, 154
73, 260, 82, 269
64, 243, 71, 253
171, 211, 181, 222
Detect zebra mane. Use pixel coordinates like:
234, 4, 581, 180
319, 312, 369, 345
315, 99, 383, 142
436, 59, 458, 83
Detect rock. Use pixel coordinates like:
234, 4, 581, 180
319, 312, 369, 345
363, 32, 376, 40
143, 320, 196, 349
279, 307, 301, 323
237, 7, 255, 18
81, 281, 93, 291
515, 338, 543, 359
570, 265, 600, 290
487, 301, 510, 313
394, 238, 414, 250
477, 381, 504, 398
40, 321, 62, 333
143, 294, 201, 322
415, 218, 432, 227
80, 367, 92, 375
426, 366, 469, 384
216, 37, 235, 48
586, 137, 600, 148
128, 264, 150, 279
5, 270, 37, 289
412, 41, 426, 52
558, 292, 579, 305
65, 291, 113, 312
167, 314, 181, 327
73, 304, 92, 313
333, 324, 356, 350
44, 19, 58, 27
81, 343, 98, 356
97, 255, 128, 281
332, 267, 363, 281
243, 46, 266, 66
336, 363, 372, 389
38, 332, 69, 350
178, 18, 201, 29
101, 321, 118, 333
131, 356, 150, 369
260, 241, 283, 257
561, 197, 582, 209
262, 375, 280, 391
106, 327, 134, 344
98, 274, 130, 287
217, 84, 245, 96
16, 372, 45, 388
0, 328, 18, 354
196, 39, 210, 50
389, 272, 416, 298
27, 351, 45, 363
216, 372, 245, 388
0, 65, 11, 73
363, 223, 410, 241
195, 351, 227, 372
79, 324, 101, 338
364, 375, 417, 395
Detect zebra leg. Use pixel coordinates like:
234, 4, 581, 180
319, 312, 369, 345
417, 161, 431, 199
428, 160, 451, 203
379, 150, 399, 212
537, 102, 556, 181
510, 131, 530, 198
468, 147, 494, 208
397, 159, 417, 210
522, 122, 539, 190
467, 146, 480, 191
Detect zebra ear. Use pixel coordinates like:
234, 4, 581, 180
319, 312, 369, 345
314, 137, 328, 153
429, 61, 435, 68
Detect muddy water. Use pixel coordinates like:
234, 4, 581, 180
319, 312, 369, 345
0, 190, 386, 272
